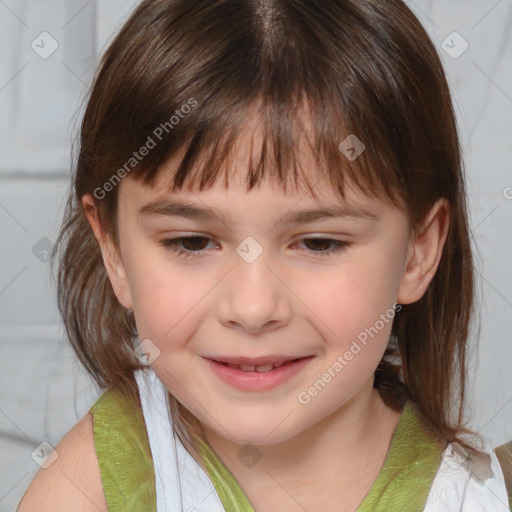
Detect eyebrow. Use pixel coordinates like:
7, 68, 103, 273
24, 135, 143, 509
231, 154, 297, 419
137, 199, 380, 225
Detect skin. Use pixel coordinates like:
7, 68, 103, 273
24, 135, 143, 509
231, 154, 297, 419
82, 129, 450, 511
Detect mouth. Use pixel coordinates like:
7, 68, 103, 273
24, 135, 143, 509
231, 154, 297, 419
213, 358, 303, 373
203, 356, 314, 392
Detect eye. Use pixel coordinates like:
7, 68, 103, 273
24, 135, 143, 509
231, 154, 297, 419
159, 236, 214, 259
159, 236, 350, 259
297, 238, 349, 257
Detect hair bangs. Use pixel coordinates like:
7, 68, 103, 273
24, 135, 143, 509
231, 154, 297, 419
125, 92, 405, 216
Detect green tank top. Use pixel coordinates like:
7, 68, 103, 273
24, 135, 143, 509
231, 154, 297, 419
89, 390, 445, 511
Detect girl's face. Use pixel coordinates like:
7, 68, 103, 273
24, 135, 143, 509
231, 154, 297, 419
84, 138, 447, 447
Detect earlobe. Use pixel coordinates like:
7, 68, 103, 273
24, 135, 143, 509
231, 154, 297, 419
81, 194, 134, 310
397, 199, 450, 305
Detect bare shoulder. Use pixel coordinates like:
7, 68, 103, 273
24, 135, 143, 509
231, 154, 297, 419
17, 412, 108, 512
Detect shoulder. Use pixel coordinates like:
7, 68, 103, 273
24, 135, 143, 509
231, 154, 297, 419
17, 412, 108, 512
424, 439, 510, 512
461, 446, 510, 511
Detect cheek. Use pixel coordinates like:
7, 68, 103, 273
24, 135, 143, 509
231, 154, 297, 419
125, 247, 219, 346
293, 251, 403, 413
293, 243, 403, 364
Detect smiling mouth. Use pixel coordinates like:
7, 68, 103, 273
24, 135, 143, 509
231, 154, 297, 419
215, 359, 302, 373
205, 356, 314, 391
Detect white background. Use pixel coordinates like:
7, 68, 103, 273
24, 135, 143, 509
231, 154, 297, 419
0, 1, 511, 510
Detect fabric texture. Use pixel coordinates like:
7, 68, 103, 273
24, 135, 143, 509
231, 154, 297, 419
89, 370, 448, 511
89, 387, 156, 512
423, 437, 510, 511
495, 442, 512, 509
134, 368, 226, 512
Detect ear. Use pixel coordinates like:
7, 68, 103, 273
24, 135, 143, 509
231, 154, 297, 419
397, 198, 451, 305
82, 194, 134, 310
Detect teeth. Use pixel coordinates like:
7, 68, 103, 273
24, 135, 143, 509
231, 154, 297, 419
225, 362, 288, 372
254, 364, 274, 372
239, 364, 256, 371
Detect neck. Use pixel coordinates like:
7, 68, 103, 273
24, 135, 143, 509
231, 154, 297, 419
198, 383, 403, 510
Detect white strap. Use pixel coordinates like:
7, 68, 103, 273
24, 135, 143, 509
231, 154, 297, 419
423, 440, 510, 511
134, 368, 226, 512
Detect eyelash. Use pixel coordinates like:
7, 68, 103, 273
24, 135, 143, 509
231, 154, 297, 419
158, 236, 350, 259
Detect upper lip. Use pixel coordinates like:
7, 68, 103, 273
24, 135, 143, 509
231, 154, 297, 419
204, 355, 310, 366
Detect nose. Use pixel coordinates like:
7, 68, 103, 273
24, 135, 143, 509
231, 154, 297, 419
216, 254, 292, 334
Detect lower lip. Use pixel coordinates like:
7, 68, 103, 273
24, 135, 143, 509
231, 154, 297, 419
204, 357, 313, 391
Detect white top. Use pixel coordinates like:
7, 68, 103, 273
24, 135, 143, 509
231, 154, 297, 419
134, 367, 225, 512
424, 435, 509, 511
134, 367, 510, 511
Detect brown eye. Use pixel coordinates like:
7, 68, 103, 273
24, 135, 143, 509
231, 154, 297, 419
303, 238, 332, 251
159, 236, 214, 259
178, 236, 209, 251
299, 238, 349, 257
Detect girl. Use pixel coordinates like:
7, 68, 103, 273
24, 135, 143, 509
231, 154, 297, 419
18, 0, 510, 510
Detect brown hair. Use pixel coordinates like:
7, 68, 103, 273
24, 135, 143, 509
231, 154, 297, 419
52, 0, 487, 463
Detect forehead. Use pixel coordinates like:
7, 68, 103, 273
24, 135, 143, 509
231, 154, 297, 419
136, 120, 364, 202
117, 105, 398, 220
121, 168, 386, 231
